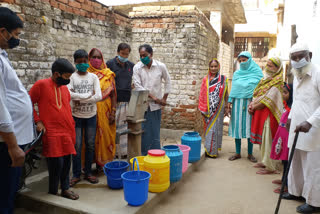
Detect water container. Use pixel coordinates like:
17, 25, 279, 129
130, 156, 145, 171
176, 144, 191, 173
103, 161, 129, 189
122, 158, 151, 206
162, 145, 183, 183
143, 150, 170, 193
181, 132, 201, 163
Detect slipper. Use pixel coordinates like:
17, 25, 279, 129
274, 187, 288, 194
247, 155, 257, 163
253, 163, 266, 168
84, 175, 99, 184
256, 169, 280, 175
61, 190, 79, 200
228, 154, 241, 161
272, 179, 282, 185
70, 177, 81, 187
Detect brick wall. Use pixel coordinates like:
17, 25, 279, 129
218, 42, 233, 80
129, 6, 220, 134
1, 1, 220, 133
0, 0, 131, 90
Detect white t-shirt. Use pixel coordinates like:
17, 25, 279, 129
68, 72, 102, 118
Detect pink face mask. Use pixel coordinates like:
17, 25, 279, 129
90, 58, 102, 69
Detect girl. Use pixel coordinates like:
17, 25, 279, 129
270, 82, 293, 193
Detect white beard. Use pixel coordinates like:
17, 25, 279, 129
291, 63, 312, 79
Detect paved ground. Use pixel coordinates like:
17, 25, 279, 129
153, 135, 301, 214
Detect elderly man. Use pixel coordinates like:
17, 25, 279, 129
0, 7, 34, 214
282, 43, 320, 213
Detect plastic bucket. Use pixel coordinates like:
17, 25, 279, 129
103, 161, 129, 189
130, 156, 145, 171
121, 158, 151, 206
177, 144, 191, 173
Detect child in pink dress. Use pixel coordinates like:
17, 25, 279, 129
270, 82, 293, 193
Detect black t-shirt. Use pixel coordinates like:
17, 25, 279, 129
106, 57, 134, 102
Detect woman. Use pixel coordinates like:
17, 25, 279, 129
228, 51, 263, 162
249, 56, 283, 175
199, 59, 229, 158
87, 48, 116, 169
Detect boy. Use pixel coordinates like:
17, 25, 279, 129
68, 49, 101, 186
29, 58, 79, 200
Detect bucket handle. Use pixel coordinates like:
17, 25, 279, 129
132, 157, 140, 177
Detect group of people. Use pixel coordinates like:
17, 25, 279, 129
199, 45, 320, 213
0, 7, 171, 213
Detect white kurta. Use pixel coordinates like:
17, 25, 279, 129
288, 63, 320, 207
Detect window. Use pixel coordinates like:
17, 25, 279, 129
234, 37, 270, 58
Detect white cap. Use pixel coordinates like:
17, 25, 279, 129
290, 42, 309, 54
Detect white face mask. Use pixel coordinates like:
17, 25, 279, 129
291, 57, 310, 69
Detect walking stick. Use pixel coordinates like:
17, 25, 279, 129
274, 131, 300, 214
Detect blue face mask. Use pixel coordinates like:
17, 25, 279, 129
141, 56, 151, 65
76, 63, 90, 72
118, 55, 128, 63
239, 59, 251, 70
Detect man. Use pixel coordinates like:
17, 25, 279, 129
282, 42, 320, 213
68, 49, 101, 186
132, 44, 171, 155
0, 7, 34, 214
29, 58, 79, 200
107, 43, 134, 158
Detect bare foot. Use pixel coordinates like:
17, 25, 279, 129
253, 163, 266, 168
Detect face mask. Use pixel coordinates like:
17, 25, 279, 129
90, 58, 102, 69
0, 30, 20, 49
239, 59, 250, 70
76, 63, 89, 72
140, 56, 151, 65
291, 58, 310, 69
118, 55, 128, 63
56, 76, 70, 85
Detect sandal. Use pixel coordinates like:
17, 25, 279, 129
253, 163, 266, 168
247, 155, 257, 163
70, 177, 81, 187
256, 169, 280, 175
273, 186, 288, 194
228, 154, 241, 161
272, 179, 282, 185
61, 190, 79, 200
84, 175, 99, 184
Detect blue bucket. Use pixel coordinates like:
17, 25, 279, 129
103, 161, 129, 189
121, 158, 151, 206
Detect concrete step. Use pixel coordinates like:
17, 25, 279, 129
16, 146, 205, 214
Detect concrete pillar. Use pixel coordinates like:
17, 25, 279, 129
210, 11, 222, 37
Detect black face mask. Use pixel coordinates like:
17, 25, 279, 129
56, 77, 70, 85
7, 37, 20, 49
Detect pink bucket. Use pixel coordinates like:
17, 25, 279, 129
177, 144, 191, 173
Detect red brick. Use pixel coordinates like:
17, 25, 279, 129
58, 3, 66, 11
168, 24, 175, 29
76, 0, 84, 2
84, 0, 91, 5
114, 19, 121, 25
73, 7, 81, 15
97, 15, 106, 21
133, 23, 140, 27
69, 0, 81, 8
2, 0, 14, 3
140, 23, 147, 28
192, 80, 196, 85
92, 2, 102, 9
146, 23, 153, 28
82, 4, 93, 12
57, 0, 68, 4
66, 5, 73, 13
50, 0, 58, 8
80, 9, 86, 16
180, 105, 197, 109
172, 108, 186, 113
91, 12, 97, 19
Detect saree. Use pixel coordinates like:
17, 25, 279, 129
199, 64, 228, 157
88, 48, 116, 166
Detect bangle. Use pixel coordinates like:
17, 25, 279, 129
112, 107, 116, 111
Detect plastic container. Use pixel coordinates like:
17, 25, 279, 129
162, 145, 183, 182
176, 144, 191, 173
143, 149, 170, 193
122, 158, 151, 206
181, 132, 201, 163
103, 161, 129, 189
130, 156, 145, 171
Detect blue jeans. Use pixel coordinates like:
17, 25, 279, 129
141, 109, 161, 156
72, 116, 97, 178
0, 143, 23, 214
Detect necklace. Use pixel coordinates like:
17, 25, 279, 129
54, 86, 62, 109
